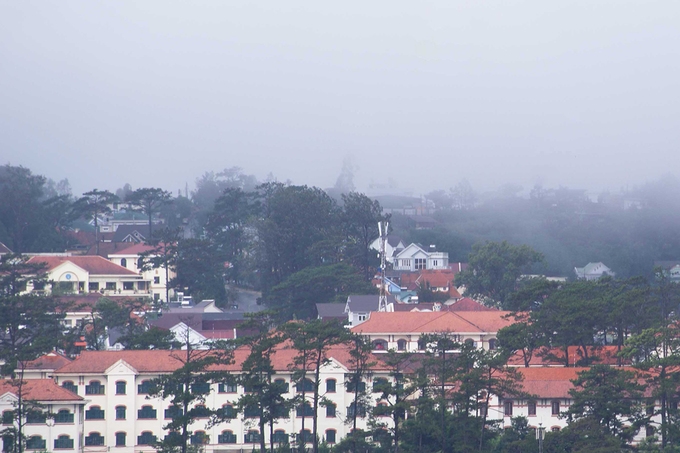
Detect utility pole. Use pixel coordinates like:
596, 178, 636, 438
377, 221, 389, 312
536, 423, 545, 453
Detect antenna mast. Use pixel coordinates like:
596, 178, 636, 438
378, 220, 389, 312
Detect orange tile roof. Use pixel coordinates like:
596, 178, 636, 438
352, 310, 515, 335
514, 367, 585, 399
28, 255, 139, 276
0, 379, 82, 401
54, 343, 392, 375
24, 352, 72, 371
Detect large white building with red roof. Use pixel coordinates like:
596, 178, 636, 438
108, 243, 177, 303
26, 255, 151, 298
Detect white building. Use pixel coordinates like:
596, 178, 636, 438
109, 244, 176, 303
0, 379, 85, 453
574, 262, 615, 281
392, 244, 449, 272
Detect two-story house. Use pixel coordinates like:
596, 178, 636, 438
392, 244, 449, 272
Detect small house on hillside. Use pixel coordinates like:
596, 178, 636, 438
574, 262, 615, 280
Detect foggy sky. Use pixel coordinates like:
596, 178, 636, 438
1, 1, 679, 197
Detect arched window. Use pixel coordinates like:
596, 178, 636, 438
116, 406, 126, 420
296, 402, 313, 417
85, 432, 104, 446
54, 435, 73, 449
116, 381, 126, 395
137, 432, 156, 445
244, 430, 260, 444
274, 378, 289, 393
465, 338, 476, 348
61, 381, 77, 395
297, 429, 313, 444
26, 411, 46, 424
85, 406, 104, 420
138, 405, 157, 419
372, 339, 388, 350
373, 378, 388, 392
295, 378, 314, 393
191, 431, 208, 445
325, 429, 336, 444
221, 404, 235, 419
120, 258, 127, 268
325, 379, 336, 393
218, 431, 236, 444
488, 338, 497, 350
85, 380, 104, 395
26, 436, 46, 450
375, 402, 389, 417
397, 339, 407, 351
55, 409, 73, 424
115, 432, 126, 447
2, 410, 12, 425
164, 405, 182, 419
272, 430, 288, 444
137, 380, 153, 394
326, 402, 336, 417
193, 405, 210, 418
137, 257, 144, 269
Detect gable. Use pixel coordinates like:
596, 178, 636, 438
395, 243, 427, 259
105, 359, 139, 375
49, 261, 89, 282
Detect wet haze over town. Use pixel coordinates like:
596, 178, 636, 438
1, 2, 679, 196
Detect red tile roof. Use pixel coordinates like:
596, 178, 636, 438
54, 343, 392, 375
24, 352, 72, 371
109, 244, 156, 256
352, 310, 515, 335
0, 379, 82, 401
507, 346, 630, 367
512, 367, 585, 399
28, 255, 139, 276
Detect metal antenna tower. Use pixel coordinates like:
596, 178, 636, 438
378, 220, 389, 312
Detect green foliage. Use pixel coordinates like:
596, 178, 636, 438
268, 263, 375, 320
126, 187, 172, 237
72, 189, 118, 255
173, 238, 227, 304
456, 241, 544, 308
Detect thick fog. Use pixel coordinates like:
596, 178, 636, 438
1, 1, 679, 196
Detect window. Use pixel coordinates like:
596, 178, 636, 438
221, 404, 235, 419
193, 405, 210, 418
85, 406, 105, 420
137, 432, 156, 445
504, 401, 513, 417
326, 379, 336, 393
325, 429, 336, 444
528, 401, 536, 416
218, 431, 237, 444
401, 259, 411, 268
551, 427, 560, 432
137, 380, 153, 394
373, 378, 388, 393
296, 403, 314, 417
154, 276, 160, 284
415, 258, 426, 270
26, 411, 46, 424
54, 435, 74, 449
397, 339, 407, 351
358, 313, 367, 322
120, 258, 127, 268
244, 431, 260, 444
296, 378, 314, 393
2, 411, 12, 425
165, 406, 182, 419
138, 406, 157, 419
551, 401, 560, 416
192, 382, 210, 394
85, 381, 104, 395
296, 430, 313, 444
164, 432, 181, 445
274, 378, 289, 393
646, 426, 655, 437
55, 410, 73, 424
26, 436, 46, 450
375, 402, 389, 416
244, 404, 259, 418
115, 432, 126, 447
85, 433, 104, 446
123, 281, 134, 291
479, 403, 487, 418
347, 403, 367, 418
137, 257, 144, 269
61, 381, 77, 394
272, 430, 288, 444
116, 381, 126, 395
106, 282, 116, 291
115, 406, 126, 420
347, 380, 366, 393
488, 338, 497, 350
191, 432, 208, 445
218, 383, 237, 393
372, 339, 387, 350
88, 282, 99, 291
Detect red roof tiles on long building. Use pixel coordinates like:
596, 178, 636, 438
28, 255, 139, 276
0, 379, 82, 401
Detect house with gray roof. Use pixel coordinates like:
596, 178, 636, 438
345, 294, 397, 327
574, 262, 615, 281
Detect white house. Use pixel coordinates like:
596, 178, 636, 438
392, 244, 449, 272
574, 262, 615, 280
369, 236, 406, 264
109, 244, 177, 303
26, 255, 151, 298
0, 379, 85, 453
